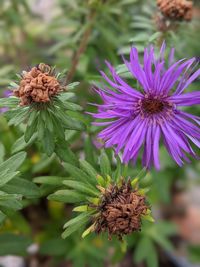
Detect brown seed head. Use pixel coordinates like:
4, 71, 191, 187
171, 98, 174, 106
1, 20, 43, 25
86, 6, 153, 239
94, 179, 148, 240
157, 0, 193, 21
14, 63, 61, 106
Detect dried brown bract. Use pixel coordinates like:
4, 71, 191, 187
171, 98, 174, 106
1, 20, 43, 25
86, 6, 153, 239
94, 179, 148, 240
157, 0, 193, 21
14, 63, 61, 106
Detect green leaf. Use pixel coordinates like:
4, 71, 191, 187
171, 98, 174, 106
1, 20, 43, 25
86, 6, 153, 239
134, 237, 154, 263
82, 223, 95, 238
0, 210, 6, 224
0, 192, 23, 210
0, 152, 26, 173
11, 134, 37, 154
0, 233, 32, 256
56, 109, 85, 131
62, 162, 90, 184
39, 238, 69, 256
37, 116, 45, 140
146, 244, 158, 267
0, 170, 19, 187
63, 180, 99, 197
63, 211, 93, 229
24, 114, 38, 142
62, 212, 93, 239
152, 234, 174, 252
58, 92, 75, 101
73, 205, 89, 212
100, 151, 111, 176
67, 82, 80, 90
1, 178, 40, 198
148, 32, 162, 43
0, 97, 19, 108
34, 176, 66, 186
50, 115, 65, 140
55, 142, 78, 165
113, 156, 122, 182
42, 128, 55, 156
48, 190, 86, 203
8, 108, 29, 126
79, 159, 98, 183
0, 143, 5, 164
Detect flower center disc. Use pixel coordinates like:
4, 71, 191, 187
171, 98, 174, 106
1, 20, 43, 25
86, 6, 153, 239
142, 98, 164, 114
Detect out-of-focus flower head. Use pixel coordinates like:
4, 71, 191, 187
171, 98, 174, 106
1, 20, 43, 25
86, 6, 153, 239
157, 0, 193, 21
91, 42, 200, 169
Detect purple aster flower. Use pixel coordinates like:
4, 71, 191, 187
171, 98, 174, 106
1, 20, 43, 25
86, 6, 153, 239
91, 43, 200, 169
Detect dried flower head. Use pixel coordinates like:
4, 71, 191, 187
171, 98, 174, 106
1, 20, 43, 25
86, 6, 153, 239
14, 63, 61, 106
59, 157, 152, 240
91, 43, 200, 169
157, 0, 193, 21
94, 179, 148, 240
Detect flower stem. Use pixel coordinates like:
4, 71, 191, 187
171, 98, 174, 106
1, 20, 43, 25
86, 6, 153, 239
65, 9, 96, 85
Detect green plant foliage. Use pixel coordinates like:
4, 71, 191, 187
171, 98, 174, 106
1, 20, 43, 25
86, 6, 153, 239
0, 151, 39, 224
0, 0, 199, 266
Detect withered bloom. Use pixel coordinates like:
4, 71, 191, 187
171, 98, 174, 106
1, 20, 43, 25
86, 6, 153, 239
157, 0, 193, 21
14, 63, 61, 106
94, 179, 148, 240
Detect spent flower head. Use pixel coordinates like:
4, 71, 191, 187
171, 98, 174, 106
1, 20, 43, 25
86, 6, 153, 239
91, 43, 200, 169
0, 64, 84, 156
44, 152, 153, 241
157, 0, 193, 21
94, 178, 148, 240
14, 63, 61, 106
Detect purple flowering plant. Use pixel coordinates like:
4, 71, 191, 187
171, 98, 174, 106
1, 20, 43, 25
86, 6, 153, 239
91, 43, 200, 169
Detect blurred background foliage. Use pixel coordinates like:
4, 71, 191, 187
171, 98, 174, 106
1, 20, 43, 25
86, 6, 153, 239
0, 0, 200, 266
